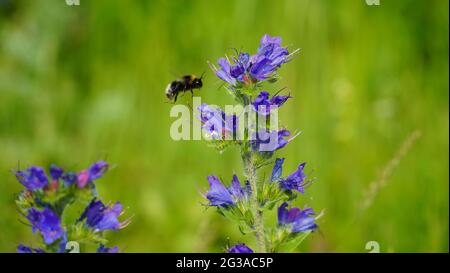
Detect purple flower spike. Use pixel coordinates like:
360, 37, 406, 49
79, 199, 130, 231
227, 243, 254, 253
278, 202, 317, 233
16, 166, 49, 191
26, 207, 63, 245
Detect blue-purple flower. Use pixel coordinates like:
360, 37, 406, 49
17, 244, 45, 253
271, 158, 285, 182
215, 57, 242, 86
77, 161, 109, 188
252, 91, 291, 115
206, 175, 250, 207
26, 207, 63, 245
227, 243, 254, 253
271, 158, 307, 193
97, 245, 119, 253
214, 52, 253, 86
79, 198, 129, 231
58, 232, 69, 253
249, 35, 290, 80
251, 129, 292, 152
47, 164, 64, 190
278, 202, 317, 233
16, 166, 49, 191
198, 104, 238, 140
213, 35, 293, 86
61, 172, 77, 186
49, 165, 63, 181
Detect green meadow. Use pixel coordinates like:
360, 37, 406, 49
0, 0, 448, 252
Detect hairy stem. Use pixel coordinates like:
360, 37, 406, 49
243, 154, 266, 253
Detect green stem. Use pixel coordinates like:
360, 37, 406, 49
243, 153, 267, 253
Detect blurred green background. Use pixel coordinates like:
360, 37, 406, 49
0, 0, 448, 252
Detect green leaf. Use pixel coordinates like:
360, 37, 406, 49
238, 222, 253, 235
278, 231, 312, 253
217, 207, 239, 221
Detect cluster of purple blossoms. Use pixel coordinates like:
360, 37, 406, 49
16, 161, 109, 191
14, 161, 128, 253
213, 35, 294, 87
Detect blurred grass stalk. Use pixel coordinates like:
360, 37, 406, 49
359, 130, 423, 214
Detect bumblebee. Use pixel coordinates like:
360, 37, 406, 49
166, 74, 203, 102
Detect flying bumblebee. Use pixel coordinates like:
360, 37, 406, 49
165, 74, 203, 102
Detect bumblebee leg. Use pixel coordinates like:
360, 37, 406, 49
174, 92, 179, 102
190, 89, 194, 98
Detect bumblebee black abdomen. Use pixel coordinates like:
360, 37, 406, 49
165, 80, 182, 100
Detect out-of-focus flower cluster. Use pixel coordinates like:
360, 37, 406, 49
14, 161, 129, 253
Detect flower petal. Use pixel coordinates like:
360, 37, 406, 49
206, 175, 234, 207
271, 158, 284, 182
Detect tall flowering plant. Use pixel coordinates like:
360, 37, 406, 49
200, 35, 320, 253
14, 161, 130, 253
